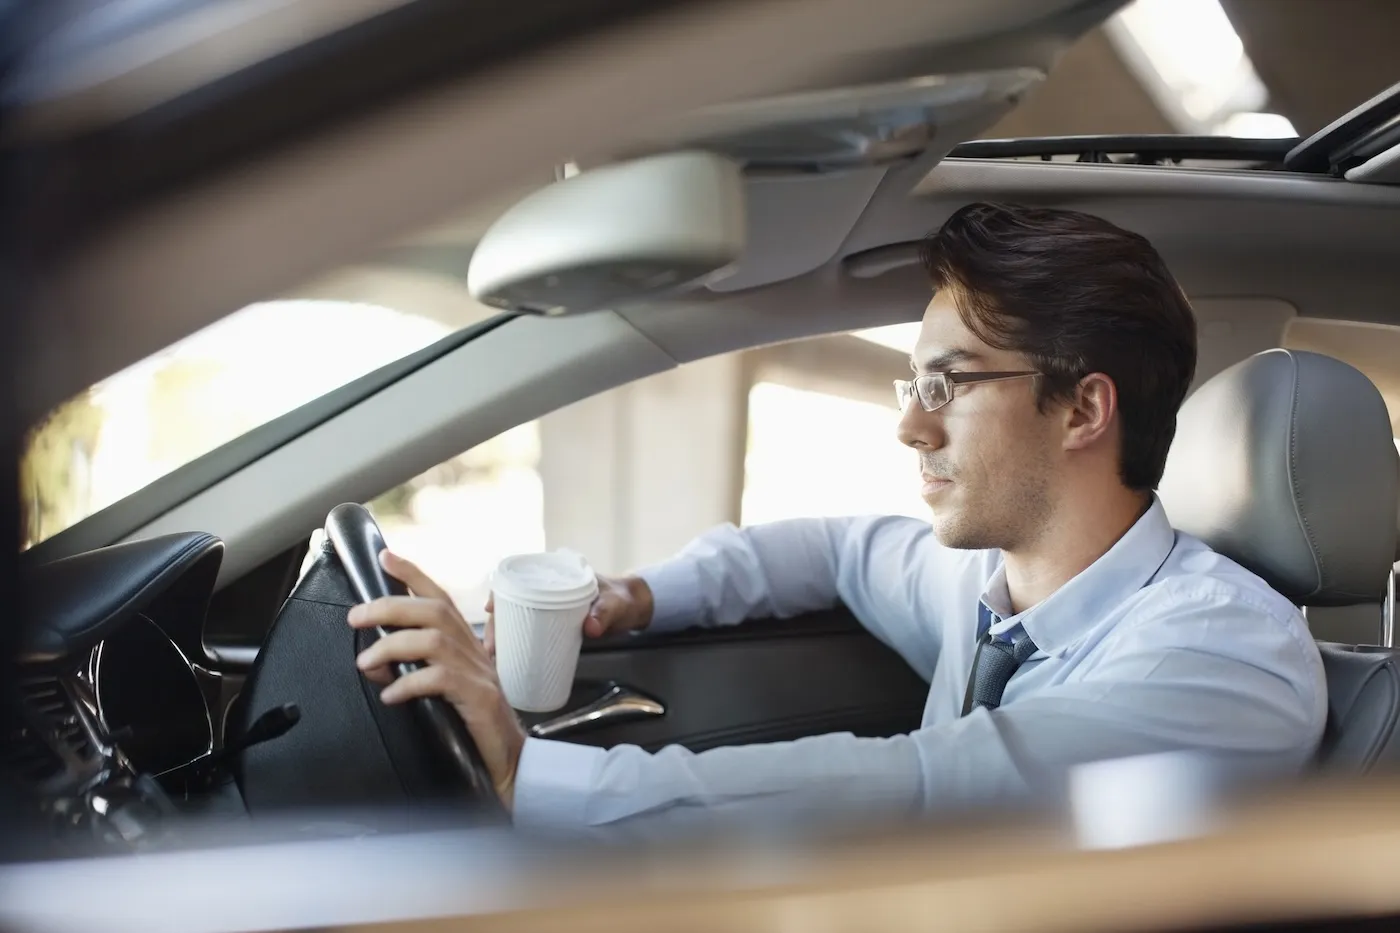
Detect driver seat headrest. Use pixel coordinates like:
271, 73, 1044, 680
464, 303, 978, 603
1160, 349, 1398, 607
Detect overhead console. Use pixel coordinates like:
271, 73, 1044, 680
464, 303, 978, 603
463, 70, 1049, 316
620, 69, 1045, 174
467, 150, 749, 316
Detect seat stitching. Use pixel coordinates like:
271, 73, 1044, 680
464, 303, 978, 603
1285, 351, 1326, 600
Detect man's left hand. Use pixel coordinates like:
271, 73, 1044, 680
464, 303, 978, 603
347, 550, 525, 811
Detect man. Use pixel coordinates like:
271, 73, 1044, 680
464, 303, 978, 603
348, 202, 1327, 833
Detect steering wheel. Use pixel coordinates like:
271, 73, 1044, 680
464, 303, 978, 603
324, 502, 504, 819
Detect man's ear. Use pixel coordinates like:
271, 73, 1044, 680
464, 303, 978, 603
1062, 373, 1117, 451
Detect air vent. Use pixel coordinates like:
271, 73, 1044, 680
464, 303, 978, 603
0, 676, 97, 786
24, 676, 95, 760
25, 677, 70, 719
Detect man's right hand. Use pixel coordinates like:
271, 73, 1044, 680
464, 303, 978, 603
483, 574, 654, 657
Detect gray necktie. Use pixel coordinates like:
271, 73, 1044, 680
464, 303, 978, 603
962, 629, 1039, 715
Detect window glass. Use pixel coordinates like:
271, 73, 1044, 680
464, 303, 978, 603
358, 315, 1400, 628
742, 382, 923, 525
21, 266, 500, 549
361, 423, 544, 624
358, 326, 928, 616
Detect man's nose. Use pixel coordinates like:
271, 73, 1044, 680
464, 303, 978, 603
897, 402, 945, 450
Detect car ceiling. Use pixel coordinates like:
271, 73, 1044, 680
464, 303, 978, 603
12, 0, 1129, 428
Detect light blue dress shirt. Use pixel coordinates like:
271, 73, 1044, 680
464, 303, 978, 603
512, 498, 1327, 835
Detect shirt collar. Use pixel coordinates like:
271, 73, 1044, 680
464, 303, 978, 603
978, 495, 1177, 656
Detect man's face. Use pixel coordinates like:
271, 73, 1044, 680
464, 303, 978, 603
898, 291, 1062, 551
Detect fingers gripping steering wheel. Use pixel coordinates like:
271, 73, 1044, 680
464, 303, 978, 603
325, 502, 504, 818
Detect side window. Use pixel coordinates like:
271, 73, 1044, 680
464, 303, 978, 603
362, 423, 544, 624
20, 268, 499, 550
361, 326, 927, 619
361, 315, 1400, 632
742, 324, 925, 525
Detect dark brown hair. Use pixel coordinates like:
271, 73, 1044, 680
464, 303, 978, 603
919, 202, 1197, 491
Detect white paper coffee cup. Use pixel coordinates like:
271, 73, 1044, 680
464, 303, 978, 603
491, 549, 598, 712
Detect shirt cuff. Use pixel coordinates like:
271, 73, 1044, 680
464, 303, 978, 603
511, 737, 606, 831
635, 558, 704, 633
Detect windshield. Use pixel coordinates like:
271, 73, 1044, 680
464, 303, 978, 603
20, 266, 498, 549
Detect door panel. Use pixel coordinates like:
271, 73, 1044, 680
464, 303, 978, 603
516, 607, 929, 752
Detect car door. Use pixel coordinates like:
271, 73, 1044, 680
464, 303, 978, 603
204, 534, 932, 757
521, 607, 930, 753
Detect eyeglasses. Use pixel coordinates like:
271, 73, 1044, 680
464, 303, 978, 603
894, 371, 1041, 413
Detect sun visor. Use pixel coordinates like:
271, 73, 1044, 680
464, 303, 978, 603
467, 151, 746, 316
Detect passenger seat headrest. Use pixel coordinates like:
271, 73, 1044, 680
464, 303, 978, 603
1160, 349, 1398, 606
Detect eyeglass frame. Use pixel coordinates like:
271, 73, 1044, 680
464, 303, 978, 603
894, 370, 1041, 413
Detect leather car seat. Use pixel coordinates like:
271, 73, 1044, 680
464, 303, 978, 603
1159, 348, 1400, 773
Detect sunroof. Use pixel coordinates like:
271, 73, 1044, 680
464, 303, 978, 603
1286, 81, 1400, 177
945, 115, 1400, 185
946, 135, 1304, 173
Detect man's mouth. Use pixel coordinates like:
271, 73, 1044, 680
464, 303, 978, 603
921, 475, 952, 496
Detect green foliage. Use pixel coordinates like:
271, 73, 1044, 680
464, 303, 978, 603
19, 355, 235, 549
19, 391, 104, 548
367, 483, 417, 521
367, 453, 488, 523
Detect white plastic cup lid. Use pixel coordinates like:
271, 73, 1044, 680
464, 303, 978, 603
491, 549, 598, 609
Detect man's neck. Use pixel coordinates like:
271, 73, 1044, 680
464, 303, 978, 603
1002, 487, 1152, 615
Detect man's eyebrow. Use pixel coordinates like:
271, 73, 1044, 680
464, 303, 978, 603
910, 348, 979, 373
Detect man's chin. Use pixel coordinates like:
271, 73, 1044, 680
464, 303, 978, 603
925, 505, 955, 538
927, 508, 986, 551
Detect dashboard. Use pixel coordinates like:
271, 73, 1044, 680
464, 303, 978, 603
7, 532, 239, 852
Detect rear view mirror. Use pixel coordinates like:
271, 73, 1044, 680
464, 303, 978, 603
467, 151, 746, 315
